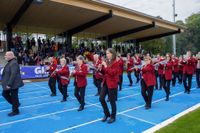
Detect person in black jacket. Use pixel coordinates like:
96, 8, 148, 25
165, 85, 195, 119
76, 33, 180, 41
1, 51, 24, 116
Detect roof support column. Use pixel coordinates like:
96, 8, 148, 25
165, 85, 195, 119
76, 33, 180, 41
66, 33, 72, 52
107, 37, 112, 48
5, 25, 12, 51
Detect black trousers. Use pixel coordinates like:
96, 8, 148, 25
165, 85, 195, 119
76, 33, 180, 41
93, 74, 98, 88
2, 88, 20, 112
196, 69, 200, 87
178, 71, 183, 84
183, 74, 193, 92
172, 72, 179, 86
118, 75, 123, 91
155, 70, 158, 89
58, 83, 68, 100
48, 77, 56, 95
127, 71, 133, 85
141, 79, 154, 107
163, 78, 171, 97
158, 74, 164, 89
74, 86, 86, 107
96, 79, 103, 94
99, 83, 117, 119
134, 71, 140, 83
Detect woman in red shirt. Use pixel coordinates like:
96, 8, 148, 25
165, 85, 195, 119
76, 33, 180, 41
71, 55, 88, 111
141, 56, 156, 109
56, 58, 70, 102
163, 54, 173, 101
99, 48, 119, 124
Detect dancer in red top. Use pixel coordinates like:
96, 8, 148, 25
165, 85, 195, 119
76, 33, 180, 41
141, 56, 156, 109
117, 54, 124, 91
93, 54, 103, 96
46, 57, 57, 96
134, 53, 141, 83
99, 48, 119, 124
56, 58, 70, 102
163, 54, 173, 101
126, 53, 134, 86
181, 51, 197, 94
71, 55, 88, 111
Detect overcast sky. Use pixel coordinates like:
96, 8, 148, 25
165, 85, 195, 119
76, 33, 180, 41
103, 0, 200, 22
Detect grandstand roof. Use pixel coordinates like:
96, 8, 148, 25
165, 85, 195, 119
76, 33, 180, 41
0, 0, 184, 42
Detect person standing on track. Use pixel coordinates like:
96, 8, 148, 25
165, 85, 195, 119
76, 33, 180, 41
141, 56, 156, 109
56, 58, 70, 102
1, 51, 24, 116
46, 57, 57, 96
181, 51, 197, 94
126, 53, 134, 86
99, 48, 119, 124
71, 55, 88, 111
163, 54, 173, 101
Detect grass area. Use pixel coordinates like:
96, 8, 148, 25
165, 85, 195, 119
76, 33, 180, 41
156, 108, 200, 133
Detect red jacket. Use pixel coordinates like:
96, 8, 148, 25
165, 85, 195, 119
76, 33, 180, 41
141, 64, 156, 87
102, 60, 119, 89
127, 58, 134, 72
181, 57, 196, 75
164, 61, 173, 80
48, 62, 57, 78
74, 63, 88, 88
134, 57, 141, 72
57, 65, 70, 86
94, 59, 103, 79
158, 64, 164, 75
118, 58, 124, 75
158, 59, 164, 75
172, 58, 179, 73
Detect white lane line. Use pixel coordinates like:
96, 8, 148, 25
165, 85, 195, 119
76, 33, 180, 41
0, 94, 95, 113
121, 113, 156, 125
0, 105, 94, 127
0, 92, 141, 126
86, 98, 157, 126
0, 95, 50, 104
142, 103, 200, 133
54, 88, 197, 133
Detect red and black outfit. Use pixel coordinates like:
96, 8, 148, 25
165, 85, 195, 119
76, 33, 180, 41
158, 59, 165, 90
178, 60, 183, 84
73, 63, 88, 111
99, 60, 119, 123
163, 60, 173, 101
47, 59, 57, 96
141, 64, 156, 109
172, 58, 179, 86
127, 57, 134, 86
134, 57, 141, 83
94, 58, 103, 96
181, 57, 196, 93
56, 65, 70, 101
118, 57, 124, 91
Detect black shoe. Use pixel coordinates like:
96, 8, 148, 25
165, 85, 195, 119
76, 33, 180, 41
101, 116, 109, 122
50, 93, 56, 96
107, 118, 115, 124
128, 84, 132, 86
61, 99, 66, 102
165, 96, 169, 101
77, 106, 84, 111
66, 94, 69, 98
145, 105, 151, 110
95, 93, 99, 96
187, 91, 190, 94
8, 111, 19, 117
184, 90, 187, 93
